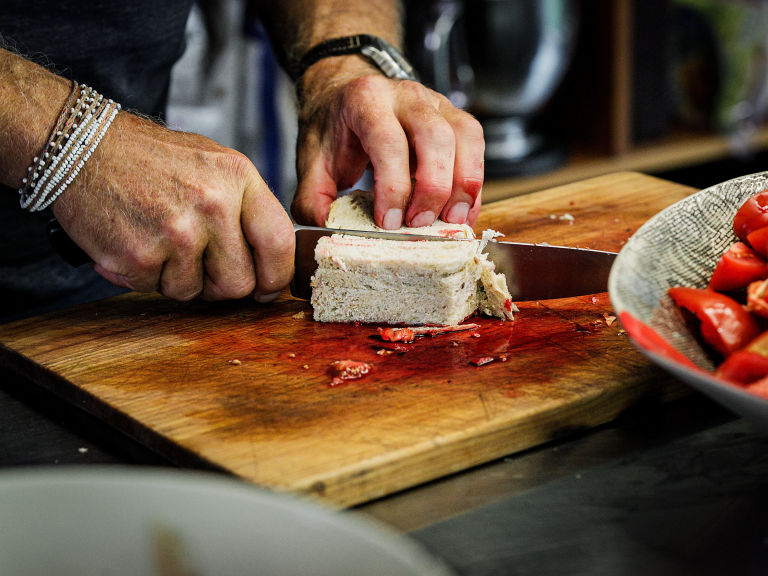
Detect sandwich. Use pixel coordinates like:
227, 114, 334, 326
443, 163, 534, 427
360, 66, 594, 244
311, 190, 518, 325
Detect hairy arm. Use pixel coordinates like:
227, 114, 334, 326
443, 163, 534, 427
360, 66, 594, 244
256, 0, 403, 72
0, 48, 72, 189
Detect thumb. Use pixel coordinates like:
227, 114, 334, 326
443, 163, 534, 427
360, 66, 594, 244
292, 159, 340, 227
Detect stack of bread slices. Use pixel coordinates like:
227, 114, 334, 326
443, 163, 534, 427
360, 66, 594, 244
310, 190, 517, 326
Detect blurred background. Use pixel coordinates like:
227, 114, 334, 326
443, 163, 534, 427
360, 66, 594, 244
167, 0, 768, 209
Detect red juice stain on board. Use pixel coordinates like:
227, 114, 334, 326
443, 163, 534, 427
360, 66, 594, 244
240, 295, 619, 389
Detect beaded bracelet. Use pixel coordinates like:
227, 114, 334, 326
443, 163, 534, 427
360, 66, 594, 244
18, 81, 79, 202
19, 82, 121, 212
28, 88, 105, 210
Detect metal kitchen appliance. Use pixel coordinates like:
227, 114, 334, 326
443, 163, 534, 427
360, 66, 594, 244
406, 0, 580, 177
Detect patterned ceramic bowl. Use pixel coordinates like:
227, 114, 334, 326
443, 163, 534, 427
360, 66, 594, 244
609, 171, 768, 429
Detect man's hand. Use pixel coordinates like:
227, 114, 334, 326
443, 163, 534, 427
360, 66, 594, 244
51, 112, 295, 302
291, 57, 485, 230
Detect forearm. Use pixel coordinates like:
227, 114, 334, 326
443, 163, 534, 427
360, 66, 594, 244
0, 47, 72, 190
254, 0, 404, 74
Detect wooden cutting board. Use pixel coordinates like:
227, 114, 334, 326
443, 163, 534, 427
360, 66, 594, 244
0, 172, 695, 507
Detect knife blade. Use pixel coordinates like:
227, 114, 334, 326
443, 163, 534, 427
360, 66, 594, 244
291, 225, 617, 301
48, 219, 617, 302
482, 239, 617, 301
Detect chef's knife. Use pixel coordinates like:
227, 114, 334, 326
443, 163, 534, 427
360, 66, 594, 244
47, 220, 617, 302
291, 225, 617, 301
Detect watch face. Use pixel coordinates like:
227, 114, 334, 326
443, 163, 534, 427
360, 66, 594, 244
361, 41, 417, 80
296, 35, 416, 81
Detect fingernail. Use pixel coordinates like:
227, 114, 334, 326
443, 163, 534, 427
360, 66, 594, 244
410, 210, 436, 228
445, 202, 470, 224
382, 208, 403, 230
255, 291, 280, 303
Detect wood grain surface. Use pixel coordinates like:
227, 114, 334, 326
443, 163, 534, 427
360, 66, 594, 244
0, 172, 696, 507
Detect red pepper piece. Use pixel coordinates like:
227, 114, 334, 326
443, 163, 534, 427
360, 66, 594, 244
377, 327, 415, 343
668, 286, 760, 357
708, 242, 768, 292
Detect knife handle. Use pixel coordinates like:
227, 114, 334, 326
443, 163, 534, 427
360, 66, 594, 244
46, 218, 92, 267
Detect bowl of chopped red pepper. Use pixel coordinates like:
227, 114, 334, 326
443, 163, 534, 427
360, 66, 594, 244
609, 171, 768, 428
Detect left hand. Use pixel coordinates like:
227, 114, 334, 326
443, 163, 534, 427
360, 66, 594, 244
290, 57, 485, 230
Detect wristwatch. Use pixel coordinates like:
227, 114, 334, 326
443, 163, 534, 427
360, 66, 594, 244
293, 34, 417, 81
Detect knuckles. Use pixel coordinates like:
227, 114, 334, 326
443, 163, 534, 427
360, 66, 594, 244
204, 275, 256, 302
162, 213, 206, 257
341, 75, 389, 106
416, 116, 456, 150
453, 113, 485, 144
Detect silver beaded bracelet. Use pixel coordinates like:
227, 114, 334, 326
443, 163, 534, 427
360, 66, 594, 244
19, 82, 121, 212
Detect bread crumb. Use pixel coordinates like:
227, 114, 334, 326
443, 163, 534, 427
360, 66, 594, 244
550, 213, 575, 224
603, 314, 617, 326
228, 359, 241, 366
331, 255, 347, 271
302, 364, 310, 369
288, 353, 296, 358
292, 311, 305, 320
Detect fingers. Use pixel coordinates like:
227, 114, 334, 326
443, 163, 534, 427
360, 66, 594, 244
199, 165, 294, 301
467, 188, 482, 227
157, 215, 207, 301
94, 187, 291, 303
92, 264, 144, 292
342, 77, 412, 229
438, 101, 485, 225
400, 89, 484, 227
82, 172, 288, 303
343, 79, 484, 229
292, 116, 371, 226
241, 170, 295, 298
368, 121, 412, 230
292, 155, 342, 226
395, 84, 455, 228
200, 226, 255, 302
52, 113, 293, 304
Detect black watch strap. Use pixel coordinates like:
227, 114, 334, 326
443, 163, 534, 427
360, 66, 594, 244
293, 34, 417, 81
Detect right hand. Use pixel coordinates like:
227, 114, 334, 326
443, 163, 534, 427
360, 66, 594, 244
51, 112, 295, 302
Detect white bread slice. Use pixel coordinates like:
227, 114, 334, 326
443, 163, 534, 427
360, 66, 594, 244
326, 189, 475, 239
311, 190, 517, 325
